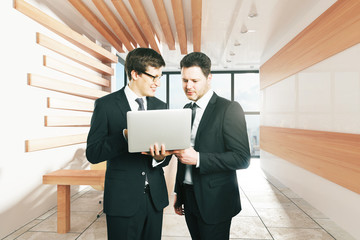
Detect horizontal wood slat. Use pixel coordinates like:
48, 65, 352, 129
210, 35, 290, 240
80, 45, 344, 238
28, 74, 108, 100
45, 116, 91, 127
14, 0, 117, 63
260, 0, 360, 89
260, 126, 360, 194
191, 0, 202, 52
37, 33, 114, 76
43, 56, 110, 87
47, 97, 94, 112
171, 0, 187, 54
25, 133, 87, 152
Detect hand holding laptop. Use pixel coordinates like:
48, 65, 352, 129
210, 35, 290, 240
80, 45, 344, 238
141, 143, 176, 162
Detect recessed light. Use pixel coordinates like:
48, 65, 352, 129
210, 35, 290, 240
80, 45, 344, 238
234, 40, 241, 46
240, 24, 248, 34
229, 51, 235, 56
226, 59, 231, 63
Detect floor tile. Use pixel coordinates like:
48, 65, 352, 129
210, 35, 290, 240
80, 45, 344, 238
161, 214, 191, 237
257, 207, 321, 228
315, 219, 357, 240
2, 219, 42, 240
36, 207, 57, 220
230, 216, 272, 239
245, 191, 295, 209
291, 198, 327, 219
268, 227, 335, 240
15, 232, 79, 240
30, 211, 98, 233
77, 219, 107, 240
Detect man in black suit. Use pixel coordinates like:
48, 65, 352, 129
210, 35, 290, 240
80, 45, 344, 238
173, 52, 251, 240
86, 48, 173, 240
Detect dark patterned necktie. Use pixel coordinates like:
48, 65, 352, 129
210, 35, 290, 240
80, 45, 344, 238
190, 102, 198, 128
135, 98, 145, 111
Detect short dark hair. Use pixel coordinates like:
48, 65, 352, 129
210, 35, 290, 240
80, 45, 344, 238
125, 48, 165, 81
180, 52, 211, 77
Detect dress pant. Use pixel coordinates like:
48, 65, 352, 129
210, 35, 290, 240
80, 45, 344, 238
106, 185, 163, 240
183, 184, 232, 240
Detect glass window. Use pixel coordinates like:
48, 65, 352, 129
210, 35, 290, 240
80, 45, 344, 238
234, 73, 260, 111
155, 76, 167, 103
211, 73, 231, 100
169, 74, 189, 109
115, 58, 125, 90
245, 115, 260, 157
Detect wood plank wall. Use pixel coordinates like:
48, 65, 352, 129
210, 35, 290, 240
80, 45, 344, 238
260, 126, 360, 194
259, 0, 360, 194
260, 0, 360, 89
15, 0, 116, 152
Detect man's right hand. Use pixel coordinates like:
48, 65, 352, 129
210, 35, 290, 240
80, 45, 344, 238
174, 195, 184, 216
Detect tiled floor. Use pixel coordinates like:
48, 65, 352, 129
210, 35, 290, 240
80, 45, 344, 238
2, 159, 356, 240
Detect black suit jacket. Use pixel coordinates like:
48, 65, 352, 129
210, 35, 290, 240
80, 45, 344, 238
86, 87, 171, 217
175, 92, 251, 224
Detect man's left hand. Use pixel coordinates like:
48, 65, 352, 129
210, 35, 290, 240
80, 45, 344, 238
142, 143, 174, 162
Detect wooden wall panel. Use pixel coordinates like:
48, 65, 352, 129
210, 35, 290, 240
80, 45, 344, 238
45, 116, 91, 127
25, 133, 87, 152
28, 74, 108, 100
37, 33, 114, 76
14, 0, 117, 63
43, 56, 110, 87
260, 0, 360, 89
260, 126, 360, 194
47, 97, 93, 112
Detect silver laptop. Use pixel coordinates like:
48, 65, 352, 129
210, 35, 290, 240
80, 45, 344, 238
127, 109, 191, 153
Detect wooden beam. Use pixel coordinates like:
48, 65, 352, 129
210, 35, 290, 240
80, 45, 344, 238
128, 0, 161, 53
152, 0, 175, 50
68, 0, 125, 53
37, 33, 114, 76
191, 0, 202, 52
171, 0, 187, 54
45, 116, 91, 127
111, 0, 148, 47
260, 126, 360, 194
47, 97, 94, 112
92, 0, 135, 51
28, 74, 108, 100
14, 0, 117, 63
25, 133, 88, 152
260, 0, 360, 89
43, 56, 110, 87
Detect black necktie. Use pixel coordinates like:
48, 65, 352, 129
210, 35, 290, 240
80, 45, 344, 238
135, 98, 145, 111
190, 102, 198, 128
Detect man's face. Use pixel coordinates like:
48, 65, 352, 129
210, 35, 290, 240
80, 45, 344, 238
181, 66, 211, 101
131, 66, 162, 97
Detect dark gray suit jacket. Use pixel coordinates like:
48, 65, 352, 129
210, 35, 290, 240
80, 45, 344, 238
175, 92, 251, 224
86, 87, 171, 217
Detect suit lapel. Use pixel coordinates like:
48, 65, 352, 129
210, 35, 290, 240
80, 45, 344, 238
194, 93, 217, 145
116, 87, 131, 122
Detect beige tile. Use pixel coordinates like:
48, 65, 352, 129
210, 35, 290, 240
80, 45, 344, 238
31, 211, 98, 233
278, 187, 300, 199
268, 227, 335, 240
257, 207, 320, 228
235, 196, 258, 217
71, 196, 103, 212
292, 198, 328, 219
37, 207, 57, 220
230, 216, 272, 239
16, 232, 79, 240
161, 237, 192, 240
77, 219, 107, 240
315, 219, 357, 240
3, 219, 42, 240
245, 191, 295, 209
162, 213, 191, 237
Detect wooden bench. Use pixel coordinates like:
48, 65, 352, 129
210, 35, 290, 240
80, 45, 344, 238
43, 169, 105, 233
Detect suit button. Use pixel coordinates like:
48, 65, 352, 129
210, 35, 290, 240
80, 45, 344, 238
142, 172, 145, 176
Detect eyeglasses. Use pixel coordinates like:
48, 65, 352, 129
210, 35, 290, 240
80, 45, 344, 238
140, 71, 163, 82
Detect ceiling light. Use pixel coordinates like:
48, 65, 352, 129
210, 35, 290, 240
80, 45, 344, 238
234, 40, 241, 46
229, 51, 235, 56
226, 59, 232, 63
240, 24, 248, 34
248, 2, 258, 18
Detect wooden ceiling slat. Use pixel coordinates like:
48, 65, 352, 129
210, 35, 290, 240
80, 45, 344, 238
152, 0, 175, 50
191, 0, 202, 52
92, 0, 135, 51
68, 0, 124, 53
111, 0, 148, 48
171, 0, 187, 54
128, 0, 161, 53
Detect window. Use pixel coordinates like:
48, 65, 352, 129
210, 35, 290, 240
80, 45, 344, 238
211, 73, 231, 100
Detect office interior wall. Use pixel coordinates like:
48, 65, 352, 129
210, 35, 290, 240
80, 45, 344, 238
0, 1, 106, 238
260, 43, 360, 239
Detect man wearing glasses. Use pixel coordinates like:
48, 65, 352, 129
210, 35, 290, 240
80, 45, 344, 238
86, 48, 173, 240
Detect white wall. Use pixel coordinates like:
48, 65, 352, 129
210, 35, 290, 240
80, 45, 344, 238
260, 43, 360, 239
0, 1, 110, 238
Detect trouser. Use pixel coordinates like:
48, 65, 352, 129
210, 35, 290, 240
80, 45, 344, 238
106, 185, 163, 240
183, 184, 232, 240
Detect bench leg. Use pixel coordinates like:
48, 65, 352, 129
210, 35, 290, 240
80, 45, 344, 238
57, 185, 70, 233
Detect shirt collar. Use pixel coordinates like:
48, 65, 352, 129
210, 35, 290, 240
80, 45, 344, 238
124, 85, 147, 110
193, 89, 213, 110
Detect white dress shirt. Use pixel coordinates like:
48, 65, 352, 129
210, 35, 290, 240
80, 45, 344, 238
183, 89, 214, 185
